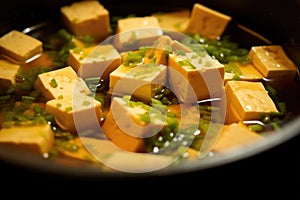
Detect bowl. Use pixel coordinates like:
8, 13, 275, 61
0, 0, 299, 187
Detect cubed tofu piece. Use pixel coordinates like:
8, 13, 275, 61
80, 137, 173, 172
248, 45, 298, 79
46, 93, 102, 134
67, 44, 122, 80
0, 59, 20, 93
223, 62, 264, 84
60, 0, 110, 42
102, 96, 168, 152
114, 16, 163, 50
225, 80, 279, 124
152, 9, 190, 33
109, 63, 167, 102
168, 51, 225, 103
143, 35, 192, 65
0, 124, 54, 154
143, 48, 168, 65
0, 30, 43, 63
185, 3, 231, 39
212, 122, 264, 152
54, 137, 98, 162
34, 66, 91, 100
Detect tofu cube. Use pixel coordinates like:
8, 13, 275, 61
212, 122, 263, 152
114, 16, 163, 50
109, 63, 167, 102
67, 44, 122, 80
185, 3, 231, 39
225, 80, 279, 124
80, 137, 173, 172
223, 62, 264, 84
0, 59, 20, 93
0, 30, 43, 63
143, 35, 192, 65
102, 96, 166, 152
60, 0, 110, 42
152, 9, 190, 33
168, 51, 225, 103
46, 93, 102, 134
0, 124, 54, 154
34, 66, 91, 100
248, 45, 298, 79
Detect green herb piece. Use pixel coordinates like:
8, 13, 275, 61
65, 106, 72, 112
50, 78, 58, 88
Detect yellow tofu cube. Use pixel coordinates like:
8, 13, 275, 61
248, 45, 298, 79
223, 62, 264, 84
168, 52, 225, 103
143, 35, 192, 65
34, 66, 91, 100
46, 93, 102, 134
102, 96, 168, 152
225, 80, 279, 124
60, 0, 110, 42
0, 30, 43, 63
0, 124, 54, 154
80, 137, 173, 172
0, 59, 20, 93
152, 9, 190, 33
109, 63, 167, 102
143, 48, 168, 65
114, 16, 163, 50
185, 3, 231, 39
67, 44, 122, 80
212, 122, 264, 152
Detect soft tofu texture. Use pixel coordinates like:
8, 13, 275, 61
144, 35, 192, 65
0, 30, 43, 63
102, 96, 172, 152
109, 63, 167, 102
212, 122, 264, 152
152, 35, 192, 53
46, 93, 102, 134
225, 80, 279, 124
185, 3, 231, 39
152, 9, 190, 33
34, 66, 91, 100
223, 62, 264, 84
67, 44, 122, 80
0, 124, 54, 154
114, 16, 163, 50
0, 59, 20, 92
248, 45, 298, 79
60, 0, 110, 42
80, 136, 173, 173
168, 51, 225, 103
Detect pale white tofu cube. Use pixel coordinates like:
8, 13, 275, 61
46, 93, 102, 134
109, 63, 167, 102
102, 96, 166, 152
33, 66, 91, 100
168, 51, 225, 103
114, 16, 163, 50
67, 44, 122, 80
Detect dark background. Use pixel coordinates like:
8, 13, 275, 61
0, 0, 299, 196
